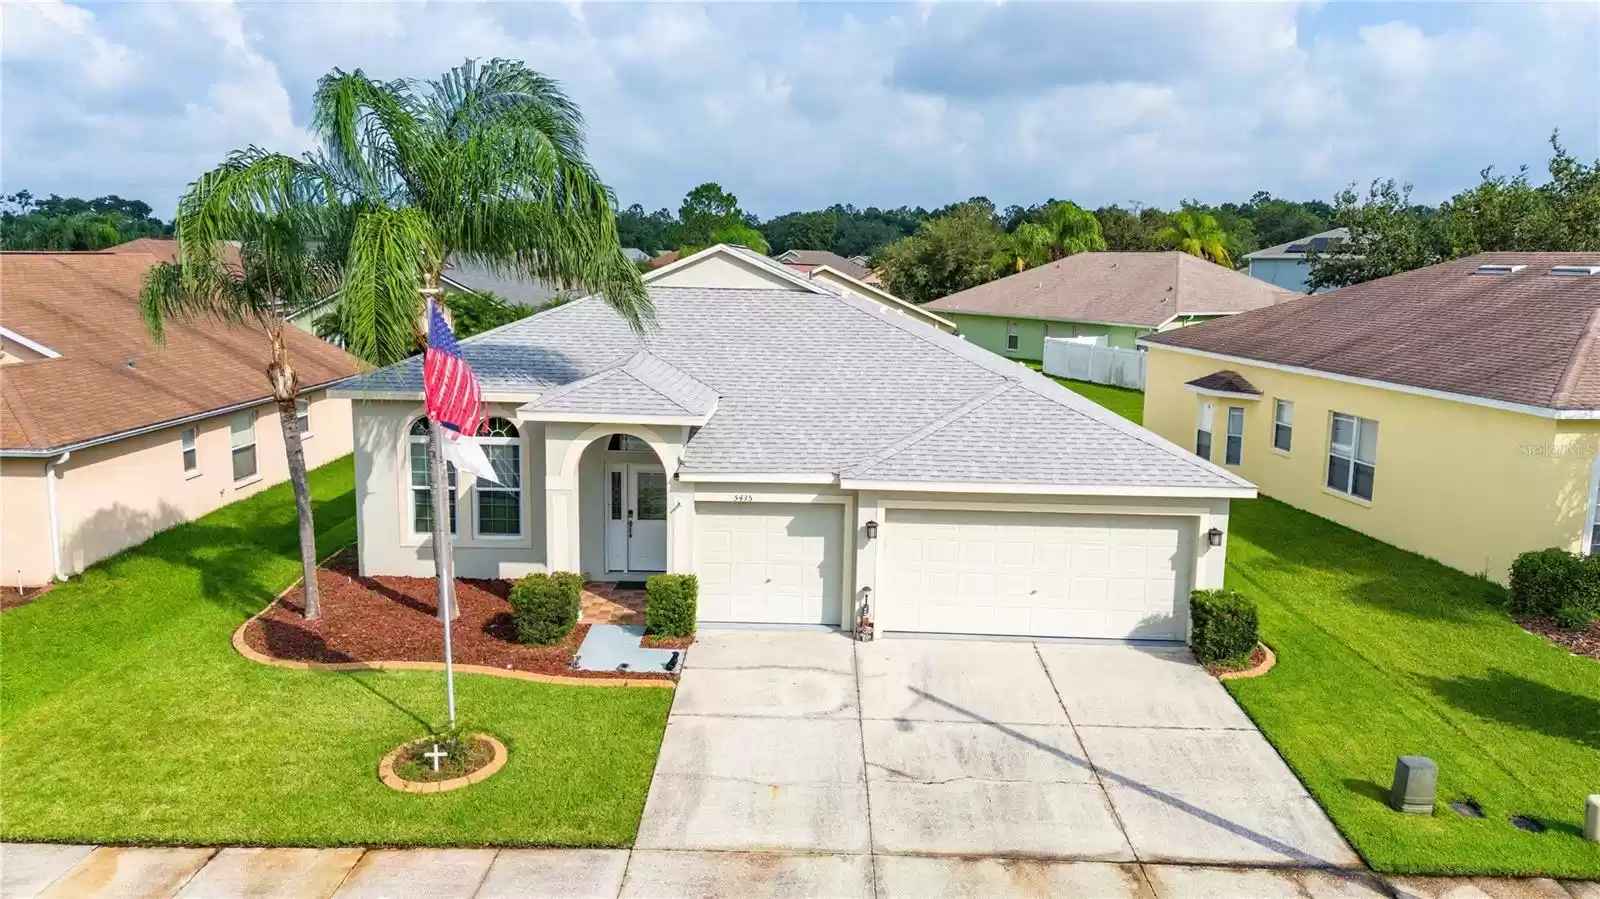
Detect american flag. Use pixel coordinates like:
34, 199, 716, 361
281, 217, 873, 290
422, 300, 484, 439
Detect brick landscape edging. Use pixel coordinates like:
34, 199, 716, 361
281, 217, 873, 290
378, 733, 508, 794
1217, 642, 1277, 680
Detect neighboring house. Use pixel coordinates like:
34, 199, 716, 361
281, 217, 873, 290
288, 254, 575, 335
1141, 253, 1600, 584
774, 249, 872, 281
787, 262, 956, 333
0, 250, 361, 586
330, 244, 1253, 643
1243, 228, 1348, 294
622, 248, 650, 264
924, 252, 1297, 360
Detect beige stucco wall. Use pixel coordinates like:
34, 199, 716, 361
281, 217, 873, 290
1, 388, 352, 585
1143, 346, 1596, 583
807, 268, 956, 333
649, 253, 805, 291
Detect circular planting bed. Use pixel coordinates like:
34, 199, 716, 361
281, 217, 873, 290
1211, 643, 1276, 680
378, 733, 507, 794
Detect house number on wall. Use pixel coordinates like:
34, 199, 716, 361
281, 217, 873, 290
732, 494, 754, 502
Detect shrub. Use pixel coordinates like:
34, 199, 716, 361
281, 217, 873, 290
1191, 588, 1258, 665
1508, 548, 1600, 628
508, 571, 582, 645
645, 574, 698, 638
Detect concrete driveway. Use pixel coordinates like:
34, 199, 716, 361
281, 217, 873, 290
637, 630, 1358, 873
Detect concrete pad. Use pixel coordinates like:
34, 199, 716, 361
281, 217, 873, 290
856, 639, 1068, 725
1, 844, 96, 899
869, 779, 1134, 860
636, 776, 870, 853
684, 629, 855, 672
672, 667, 857, 718
1145, 865, 1391, 898
656, 717, 864, 784
574, 623, 680, 673
474, 850, 630, 899
1562, 882, 1600, 899
331, 849, 496, 899
1036, 644, 1254, 729
1077, 726, 1312, 799
175, 848, 363, 899
1103, 786, 1359, 867
620, 850, 871, 899
861, 719, 1094, 784
874, 856, 1151, 899
39, 847, 214, 899
1387, 877, 1578, 899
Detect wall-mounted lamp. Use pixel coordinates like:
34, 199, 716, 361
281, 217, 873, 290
1206, 527, 1224, 547
865, 520, 879, 540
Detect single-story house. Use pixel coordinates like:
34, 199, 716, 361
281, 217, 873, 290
1243, 228, 1348, 294
774, 249, 871, 281
1, 250, 360, 586
923, 251, 1296, 360
332, 245, 1254, 642
1141, 253, 1600, 584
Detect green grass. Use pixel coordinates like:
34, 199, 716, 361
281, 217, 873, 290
1024, 361, 1145, 424
1057, 379, 1600, 877
0, 458, 673, 847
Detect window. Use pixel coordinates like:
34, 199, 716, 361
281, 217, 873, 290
475, 417, 521, 537
1006, 321, 1019, 351
408, 418, 457, 535
1225, 407, 1244, 465
230, 411, 257, 481
1273, 399, 1293, 452
1327, 413, 1378, 501
181, 427, 198, 473
607, 434, 651, 453
1195, 403, 1214, 460
295, 398, 311, 437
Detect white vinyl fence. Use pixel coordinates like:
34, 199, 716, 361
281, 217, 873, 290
1042, 337, 1146, 390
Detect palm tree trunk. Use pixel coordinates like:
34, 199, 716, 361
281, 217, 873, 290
266, 329, 319, 620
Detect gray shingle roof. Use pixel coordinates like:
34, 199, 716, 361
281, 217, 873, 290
339, 268, 1248, 492
1244, 228, 1349, 261
519, 351, 717, 418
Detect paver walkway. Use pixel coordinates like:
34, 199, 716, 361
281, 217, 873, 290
5, 843, 1597, 898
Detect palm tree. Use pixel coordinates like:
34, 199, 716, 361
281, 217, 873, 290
1156, 209, 1233, 267
140, 187, 341, 618
1041, 201, 1107, 260
993, 222, 1053, 273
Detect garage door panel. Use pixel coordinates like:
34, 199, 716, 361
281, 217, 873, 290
884, 508, 1189, 641
694, 502, 844, 626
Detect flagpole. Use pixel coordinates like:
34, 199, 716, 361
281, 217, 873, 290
425, 293, 459, 730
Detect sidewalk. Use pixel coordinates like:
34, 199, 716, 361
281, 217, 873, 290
4, 843, 1597, 899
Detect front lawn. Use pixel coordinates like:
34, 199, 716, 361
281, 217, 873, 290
0, 458, 673, 847
1024, 361, 1145, 423
1058, 380, 1600, 877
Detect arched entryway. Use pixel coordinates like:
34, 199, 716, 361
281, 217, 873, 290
580, 433, 669, 578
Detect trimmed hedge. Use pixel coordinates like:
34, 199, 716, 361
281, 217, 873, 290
645, 574, 698, 638
1191, 588, 1259, 665
1508, 547, 1599, 629
509, 571, 582, 645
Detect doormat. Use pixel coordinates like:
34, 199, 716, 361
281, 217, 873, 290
614, 580, 648, 590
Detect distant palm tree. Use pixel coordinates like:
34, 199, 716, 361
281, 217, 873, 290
140, 199, 341, 618
1041, 201, 1106, 260
164, 58, 652, 623
1157, 209, 1233, 267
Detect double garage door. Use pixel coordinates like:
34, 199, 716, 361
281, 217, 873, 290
693, 502, 1190, 641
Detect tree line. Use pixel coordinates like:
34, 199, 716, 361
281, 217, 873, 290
1, 192, 172, 250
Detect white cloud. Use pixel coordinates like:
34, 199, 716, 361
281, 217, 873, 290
2, 1, 1594, 218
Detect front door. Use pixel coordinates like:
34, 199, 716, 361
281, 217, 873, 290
605, 464, 668, 573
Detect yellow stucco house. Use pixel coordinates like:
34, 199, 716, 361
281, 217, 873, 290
1141, 253, 1600, 584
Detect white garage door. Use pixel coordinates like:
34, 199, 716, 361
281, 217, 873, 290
695, 502, 844, 625
882, 509, 1190, 640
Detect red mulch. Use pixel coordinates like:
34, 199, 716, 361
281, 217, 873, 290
242, 552, 671, 680
1518, 615, 1600, 661
642, 634, 695, 650
1205, 643, 1269, 676
0, 583, 52, 612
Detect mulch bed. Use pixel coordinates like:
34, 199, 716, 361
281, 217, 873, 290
1517, 615, 1600, 660
241, 551, 671, 680
393, 735, 497, 783
642, 634, 695, 650
1205, 643, 1270, 676
0, 583, 53, 612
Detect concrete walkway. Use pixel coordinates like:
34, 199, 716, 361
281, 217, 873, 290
5, 843, 1597, 898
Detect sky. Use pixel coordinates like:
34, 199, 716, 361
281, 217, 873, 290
4, 1, 1598, 220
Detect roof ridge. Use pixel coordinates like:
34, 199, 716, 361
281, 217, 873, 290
1554, 305, 1600, 408
623, 350, 719, 413
842, 382, 1015, 477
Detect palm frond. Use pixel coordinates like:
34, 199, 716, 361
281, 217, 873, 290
342, 207, 438, 366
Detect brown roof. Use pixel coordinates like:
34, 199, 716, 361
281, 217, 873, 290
107, 236, 244, 270
1, 251, 362, 453
776, 250, 871, 280
1145, 253, 1600, 412
924, 252, 1297, 327
1186, 370, 1261, 395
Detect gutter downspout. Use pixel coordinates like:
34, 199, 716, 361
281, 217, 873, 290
45, 450, 70, 581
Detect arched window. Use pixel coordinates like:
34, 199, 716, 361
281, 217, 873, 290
408, 418, 457, 535
475, 417, 522, 537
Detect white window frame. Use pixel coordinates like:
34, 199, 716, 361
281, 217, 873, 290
181, 426, 199, 476
474, 417, 523, 539
1006, 320, 1020, 351
1272, 399, 1293, 453
1585, 453, 1600, 555
229, 411, 257, 483
1225, 406, 1245, 466
1195, 402, 1214, 461
1326, 412, 1378, 502
408, 418, 457, 537
295, 397, 311, 438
